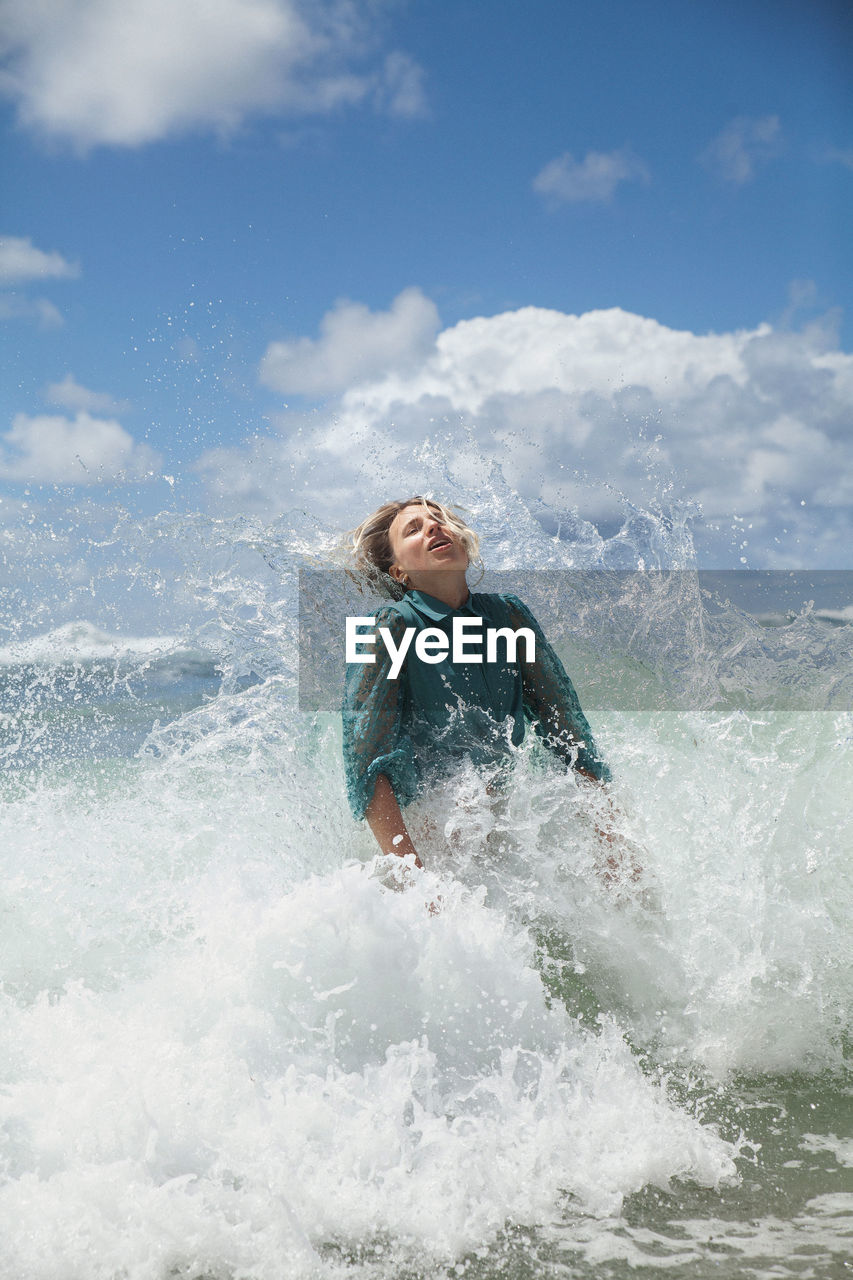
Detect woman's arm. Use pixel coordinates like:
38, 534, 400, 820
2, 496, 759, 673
342, 605, 424, 868
505, 594, 641, 885
365, 773, 423, 868
504, 594, 611, 782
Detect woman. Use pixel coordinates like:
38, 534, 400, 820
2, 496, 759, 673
342, 496, 612, 870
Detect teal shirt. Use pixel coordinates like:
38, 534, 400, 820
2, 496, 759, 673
342, 589, 610, 820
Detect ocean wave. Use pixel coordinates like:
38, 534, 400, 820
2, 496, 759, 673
0, 484, 850, 1278
0, 619, 219, 678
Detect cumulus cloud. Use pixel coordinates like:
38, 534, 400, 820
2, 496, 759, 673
822, 145, 853, 171
0, 235, 79, 283
0, 0, 426, 147
375, 51, 428, 118
0, 235, 77, 327
0, 294, 64, 327
699, 115, 782, 184
0, 412, 161, 484
44, 374, 130, 415
259, 287, 441, 396
200, 298, 853, 567
533, 148, 650, 206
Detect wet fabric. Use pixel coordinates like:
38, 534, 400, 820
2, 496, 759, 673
342, 589, 611, 820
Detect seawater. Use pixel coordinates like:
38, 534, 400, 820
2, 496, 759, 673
0, 488, 851, 1280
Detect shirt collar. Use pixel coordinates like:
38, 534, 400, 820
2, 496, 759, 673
406, 588, 479, 622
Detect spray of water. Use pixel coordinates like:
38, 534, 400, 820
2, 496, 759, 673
0, 460, 850, 1278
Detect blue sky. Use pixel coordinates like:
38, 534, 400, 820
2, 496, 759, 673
1, 0, 852, 606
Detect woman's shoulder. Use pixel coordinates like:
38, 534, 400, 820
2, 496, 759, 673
370, 600, 413, 631
472, 590, 535, 619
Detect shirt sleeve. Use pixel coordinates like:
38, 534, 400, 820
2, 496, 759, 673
341, 606, 420, 820
503, 593, 611, 783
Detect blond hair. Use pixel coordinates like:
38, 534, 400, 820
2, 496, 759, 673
348, 496, 482, 599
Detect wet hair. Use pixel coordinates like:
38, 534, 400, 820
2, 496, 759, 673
348, 496, 482, 599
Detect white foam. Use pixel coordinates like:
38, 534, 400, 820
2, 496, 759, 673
0, 711, 742, 1275
0, 620, 180, 666
801, 1133, 853, 1167
1, 486, 850, 1275
0, 858, 738, 1276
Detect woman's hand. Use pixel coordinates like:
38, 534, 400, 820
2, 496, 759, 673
597, 821, 644, 890
366, 774, 441, 911
577, 773, 643, 888
365, 773, 423, 869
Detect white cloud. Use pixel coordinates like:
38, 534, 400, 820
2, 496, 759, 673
533, 148, 650, 206
822, 145, 853, 171
200, 298, 853, 567
0, 294, 64, 327
0, 235, 79, 283
0, 412, 161, 484
376, 51, 427, 118
44, 374, 130, 415
699, 115, 782, 185
0, 0, 426, 148
259, 287, 441, 396
345, 306, 758, 414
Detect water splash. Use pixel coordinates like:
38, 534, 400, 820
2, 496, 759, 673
0, 471, 850, 1278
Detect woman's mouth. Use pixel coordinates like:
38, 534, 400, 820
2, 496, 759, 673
428, 534, 453, 551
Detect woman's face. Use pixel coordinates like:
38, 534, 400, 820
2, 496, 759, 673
387, 503, 469, 581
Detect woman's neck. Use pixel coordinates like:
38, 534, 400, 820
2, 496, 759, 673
407, 570, 469, 610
